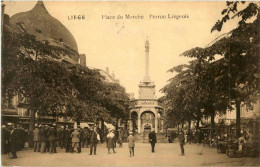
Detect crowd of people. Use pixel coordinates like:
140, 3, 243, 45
1, 123, 130, 159
3, 123, 256, 160
1, 124, 28, 158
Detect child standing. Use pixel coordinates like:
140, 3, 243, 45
128, 131, 135, 157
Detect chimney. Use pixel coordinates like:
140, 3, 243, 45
79, 54, 86, 66
59, 38, 63, 42
3, 14, 9, 25
106, 67, 109, 74
111, 71, 115, 79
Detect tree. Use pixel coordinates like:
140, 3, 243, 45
181, 1, 260, 137
2, 24, 129, 130
161, 61, 203, 132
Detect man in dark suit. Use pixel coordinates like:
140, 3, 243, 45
178, 130, 185, 156
1, 125, 10, 154
33, 125, 40, 152
149, 128, 157, 153
64, 126, 72, 153
89, 126, 98, 155
48, 124, 57, 153
9, 125, 19, 158
40, 125, 48, 153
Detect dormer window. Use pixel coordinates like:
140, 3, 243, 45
43, 40, 49, 45
35, 28, 42, 34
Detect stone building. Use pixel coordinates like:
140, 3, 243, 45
1, 1, 86, 127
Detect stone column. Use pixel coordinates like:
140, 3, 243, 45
161, 119, 164, 132
155, 117, 158, 133
129, 119, 133, 131
138, 117, 141, 133
73, 121, 77, 129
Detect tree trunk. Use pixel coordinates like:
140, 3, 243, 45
210, 111, 215, 140
188, 119, 191, 133
177, 123, 179, 134
236, 101, 241, 138
101, 119, 105, 131
196, 117, 200, 130
116, 118, 119, 130
29, 109, 35, 131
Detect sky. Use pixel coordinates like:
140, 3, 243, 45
3, 1, 240, 98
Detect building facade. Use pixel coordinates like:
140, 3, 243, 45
2, 1, 86, 127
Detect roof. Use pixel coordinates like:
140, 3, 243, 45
9, 1, 78, 52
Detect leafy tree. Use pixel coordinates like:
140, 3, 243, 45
161, 61, 203, 132
181, 1, 260, 137
2, 25, 129, 131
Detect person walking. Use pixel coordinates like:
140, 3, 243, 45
40, 125, 48, 153
89, 126, 98, 155
107, 129, 116, 154
128, 131, 135, 157
2, 125, 10, 154
71, 128, 80, 153
196, 129, 204, 155
9, 125, 19, 159
56, 126, 62, 148
118, 129, 123, 148
45, 125, 50, 152
60, 126, 65, 149
48, 124, 57, 154
33, 125, 40, 152
82, 127, 88, 148
178, 130, 185, 156
78, 126, 83, 153
113, 129, 118, 148
149, 128, 157, 153
64, 126, 71, 153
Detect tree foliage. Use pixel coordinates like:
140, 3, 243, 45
2, 25, 129, 124
161, 2, 259, 136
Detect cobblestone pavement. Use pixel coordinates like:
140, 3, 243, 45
1, 142, 259, 166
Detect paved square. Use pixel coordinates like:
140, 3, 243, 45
2, 143, 259, 166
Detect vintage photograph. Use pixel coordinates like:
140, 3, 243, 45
1, 0, 259, 166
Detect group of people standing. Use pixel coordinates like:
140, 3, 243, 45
32, 124, 100, 155
1, 124, 28, 159
3, 123, 210, 159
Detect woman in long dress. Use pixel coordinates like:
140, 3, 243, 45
107, 130, 116, 154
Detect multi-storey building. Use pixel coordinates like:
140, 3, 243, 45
1, 1, 86, 127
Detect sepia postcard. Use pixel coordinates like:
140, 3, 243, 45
1, 0, 260, 166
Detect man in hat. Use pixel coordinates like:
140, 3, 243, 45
56, 126, 61, 148
149, 128, 157, 153
71, 127, 80, 153
128, 131, 135, 157
178, 130, 185, 155
2, 124, 10, 154
40, 125, 48, 153
107, 129, 116, 154
64, 125, 72, 153
77, 125, 84, 153
9, 124, 19, 158
48, 124, 57, 153
59, 126, 65, 149
33, 125, 40, 152
89, 126, 98, 155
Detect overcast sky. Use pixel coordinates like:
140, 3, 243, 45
4, 1, 239, 98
